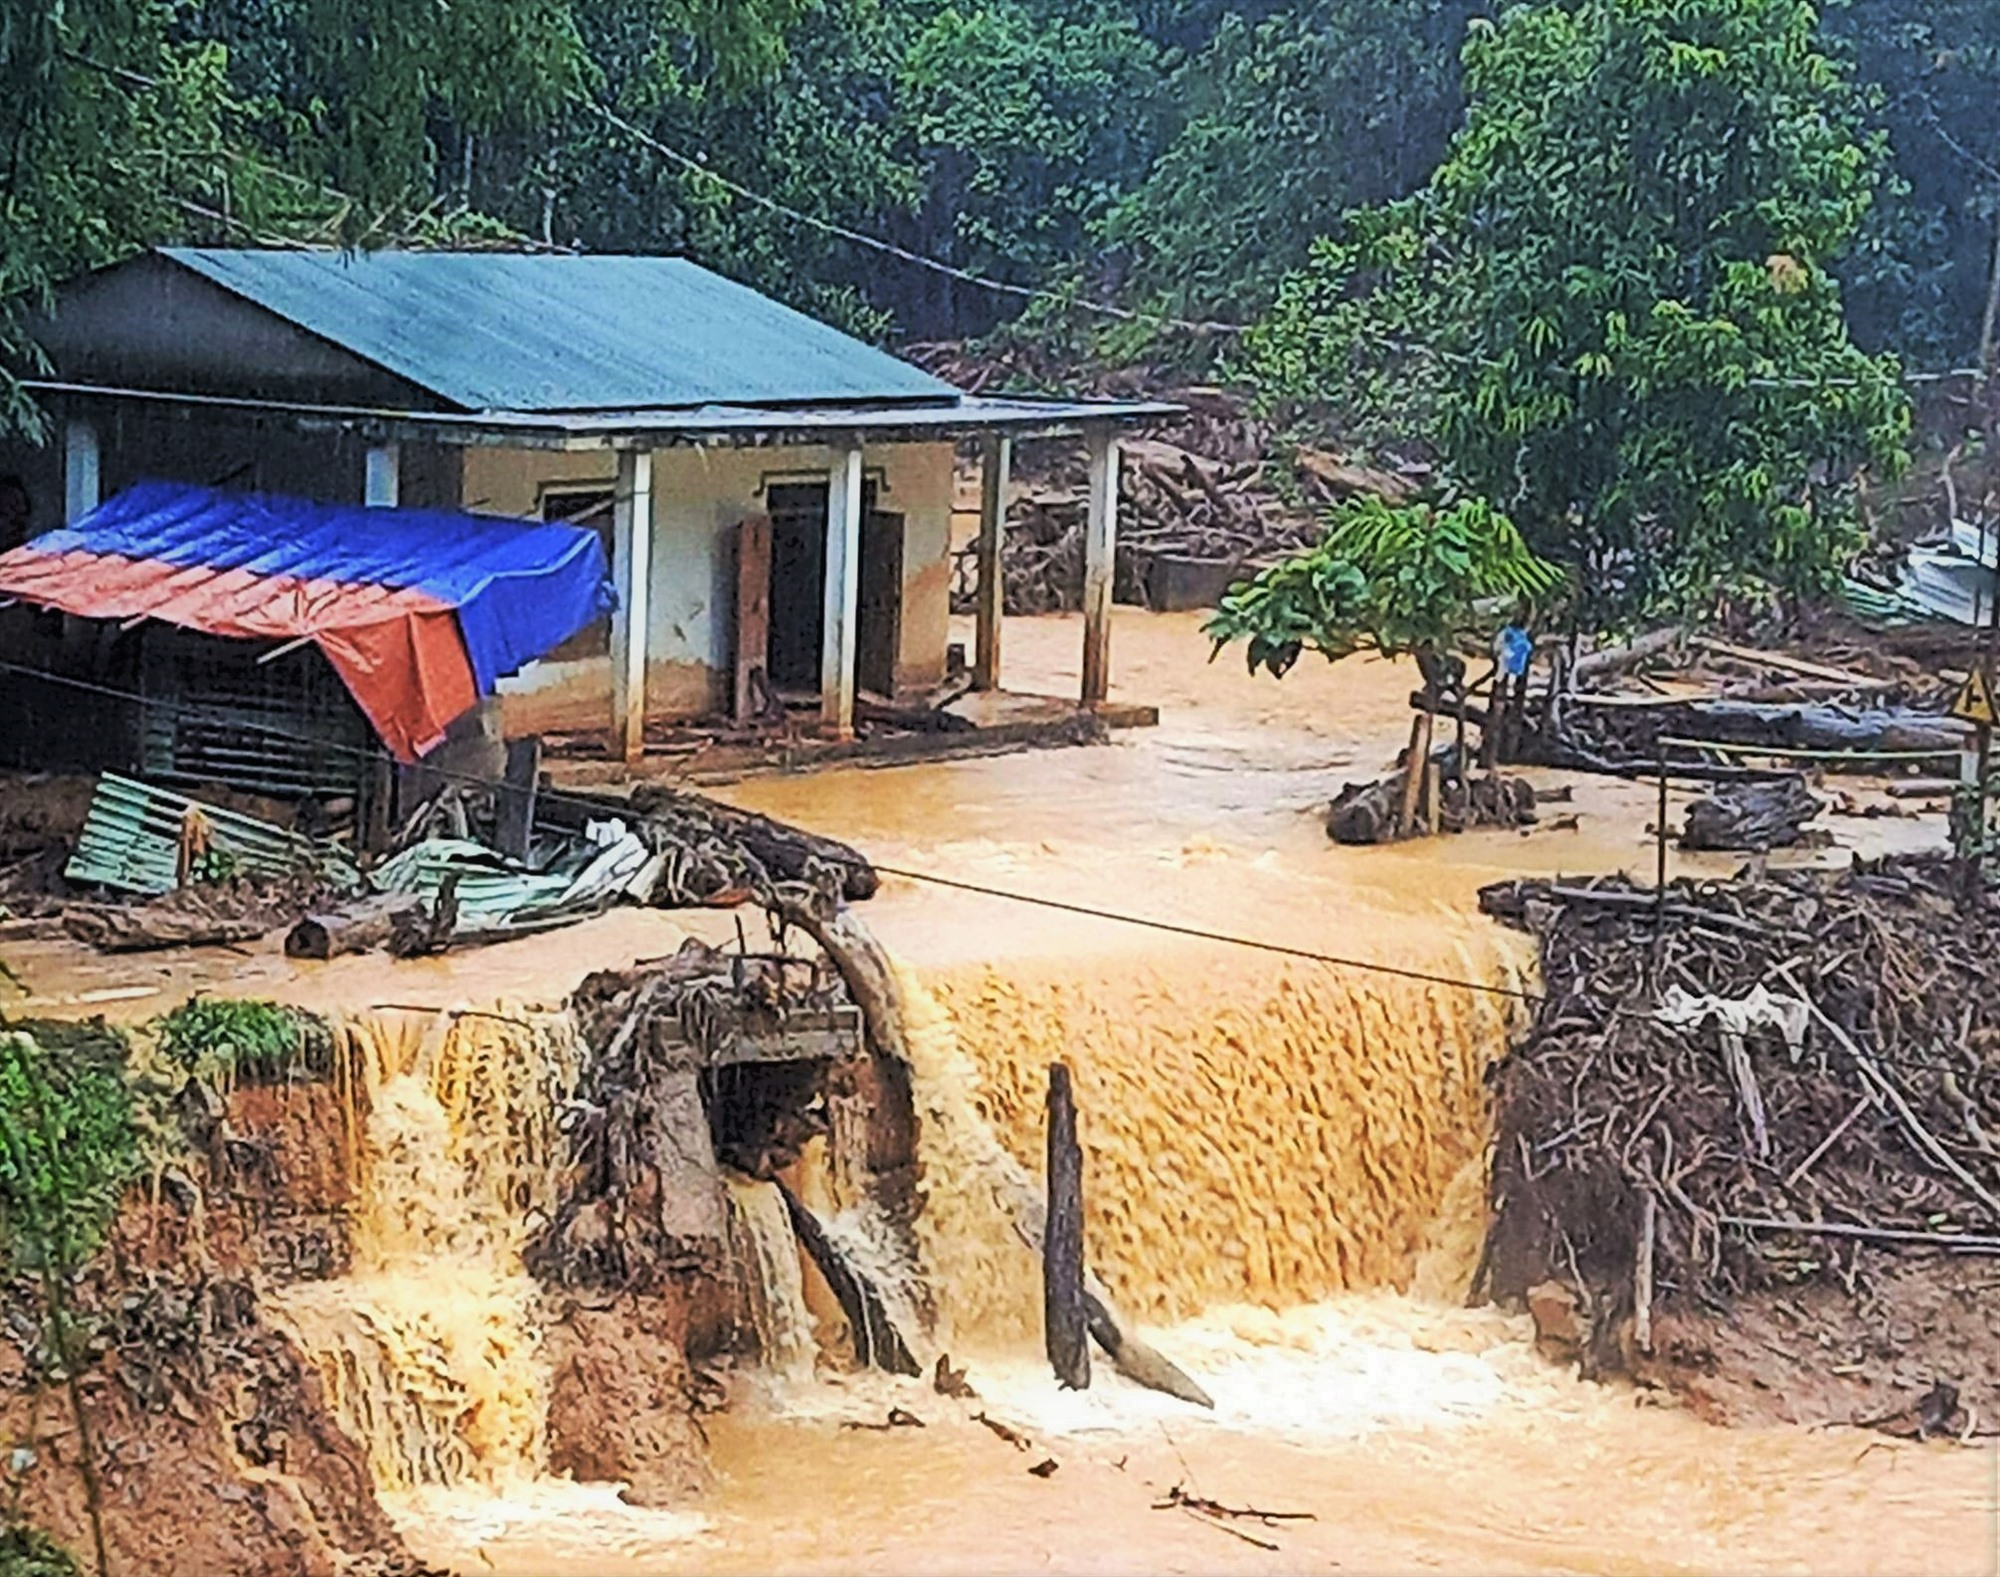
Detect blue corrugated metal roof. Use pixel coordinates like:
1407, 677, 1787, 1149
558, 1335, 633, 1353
159, 249, 958, 414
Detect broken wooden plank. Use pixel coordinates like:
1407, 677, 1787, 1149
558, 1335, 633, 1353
778, 1177, 921, 1376
1689, 637, 1892, 691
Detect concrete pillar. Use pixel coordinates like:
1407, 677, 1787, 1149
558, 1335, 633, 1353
821, 439, 865, 738
1081, 421, 1119, 707
64, 419, 100, 523
973, 433, 1010, 692
609, 448, 654, 765
364, 442, 401, 507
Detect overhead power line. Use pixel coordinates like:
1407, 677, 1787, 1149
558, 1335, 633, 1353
582, 98, 1249, 337
868, 863, 1540, 1002
0, 659, 1990, 1073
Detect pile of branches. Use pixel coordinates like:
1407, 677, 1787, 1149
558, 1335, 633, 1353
555, 783, 879, 908
1478, 857, 2000, 1377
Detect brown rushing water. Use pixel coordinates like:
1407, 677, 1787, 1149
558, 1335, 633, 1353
10, 611, 1982, 1573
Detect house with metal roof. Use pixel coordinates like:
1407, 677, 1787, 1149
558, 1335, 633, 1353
0, 247, 1167, 792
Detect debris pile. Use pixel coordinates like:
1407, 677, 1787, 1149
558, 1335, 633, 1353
1507, 632, 1971, 780
1326, 755, 1538, 845
909, 344, 1421, 614
1678, 777, 1826, 852
1479, 858, 2000, 1430
6, 762, 878, 961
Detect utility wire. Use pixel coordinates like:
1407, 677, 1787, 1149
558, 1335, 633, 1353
868, 862, 1540, 1002
2, 657, 1994, 1063
584, 95, 1986, 392
583, 98, 1249, 337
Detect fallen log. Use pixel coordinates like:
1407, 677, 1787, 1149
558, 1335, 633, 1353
1571, 628, 1684, 684
1679, 778, 1824, 852
856, 697, 977, 735
284, 892, 428, 960
1886, 779, 1962, 800
1044, 1062, 1090, 1390
1567, 699, 1970, 766
776, 1177, 921, 1376
1689, 637, 1892, 692
785, 893, 1213, 1408
63, 902, 268, 953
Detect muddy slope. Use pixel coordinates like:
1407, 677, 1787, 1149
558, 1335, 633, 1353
3, 1035, 423, 1576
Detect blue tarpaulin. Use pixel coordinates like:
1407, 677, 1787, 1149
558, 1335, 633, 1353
0, 480, 616, 758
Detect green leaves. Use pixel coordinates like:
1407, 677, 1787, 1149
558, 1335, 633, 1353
1246, 0, 1910, 629
0, 1031, 138, 1280
1205, 494, 1561, 679
156, 997, 321, 1082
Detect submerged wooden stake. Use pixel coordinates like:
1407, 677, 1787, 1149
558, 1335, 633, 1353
1044, 1061, 1090, 1390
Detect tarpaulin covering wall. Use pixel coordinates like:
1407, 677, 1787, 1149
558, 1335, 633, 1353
0, 481, 614, 760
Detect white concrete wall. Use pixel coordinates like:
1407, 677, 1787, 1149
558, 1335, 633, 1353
465, 439, 956, 737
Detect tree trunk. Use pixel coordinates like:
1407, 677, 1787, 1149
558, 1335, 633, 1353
284, 892, 427, 959
1043, 1062, 1090, 1390
1398, 710, 1430, 837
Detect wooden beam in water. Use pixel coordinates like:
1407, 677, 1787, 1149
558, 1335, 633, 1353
1044, 1061, 1090, 1390
776, 1177, 920, 1376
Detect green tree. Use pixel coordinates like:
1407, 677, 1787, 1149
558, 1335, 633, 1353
1206, 494, 1560, 684
1104, 1, 1475, 322
1247, 0, 1911, 627
1826, 0, 2000, 366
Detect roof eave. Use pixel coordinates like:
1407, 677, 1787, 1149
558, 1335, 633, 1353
27, 381, 1183, 451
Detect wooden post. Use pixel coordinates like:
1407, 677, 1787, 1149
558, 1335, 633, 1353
1397, 710, 1431, 838
734, 513, 772, 724
364, 442, 400, 507
609, 448, 654, 765
1044, 1061, 1090, 1390
1080, 422, 1118, 708
494, 737, 541, 860
821, 439, 864, 739
63, 418, 100, 523
974, 434, 1010, 692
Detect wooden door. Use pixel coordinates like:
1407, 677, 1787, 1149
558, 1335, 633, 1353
858, 510, 903, 699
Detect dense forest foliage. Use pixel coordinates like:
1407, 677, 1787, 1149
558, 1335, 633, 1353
4, 0, 1997, 360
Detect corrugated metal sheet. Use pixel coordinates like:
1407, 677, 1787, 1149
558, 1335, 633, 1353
160, 249, 957, 413
66, 774, 362, 896
370, 831, 657, 939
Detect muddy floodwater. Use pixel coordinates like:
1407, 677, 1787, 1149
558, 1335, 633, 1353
14, 610, 1987, 1573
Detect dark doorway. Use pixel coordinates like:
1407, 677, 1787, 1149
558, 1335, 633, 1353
765, 479, 900, 697
858, 510, 903, 698
767, 482, 828, 690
